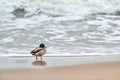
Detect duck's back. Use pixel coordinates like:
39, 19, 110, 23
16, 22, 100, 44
31, 47, 46, 56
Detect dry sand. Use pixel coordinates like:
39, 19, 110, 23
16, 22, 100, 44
0, 62, 120, 80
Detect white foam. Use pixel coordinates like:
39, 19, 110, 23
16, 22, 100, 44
1, 53, 120, 57
1, 0, 120, 20
2, 37, 14, 42
0, 0, 120, 57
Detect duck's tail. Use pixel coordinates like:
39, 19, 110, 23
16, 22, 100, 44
31, 50, 35, 55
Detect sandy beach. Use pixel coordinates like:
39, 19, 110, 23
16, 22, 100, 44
1, 0, 120, 80
0, 56, 120, 80
0, 62, 120, 80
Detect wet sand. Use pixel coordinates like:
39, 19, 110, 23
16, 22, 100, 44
0, 55, 120, 69
0, 62, 120, 80
0, 55, 120, 80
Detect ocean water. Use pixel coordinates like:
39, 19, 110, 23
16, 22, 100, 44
0, 0, 120, 57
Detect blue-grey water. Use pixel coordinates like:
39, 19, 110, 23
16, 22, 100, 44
0, 0, 120, 57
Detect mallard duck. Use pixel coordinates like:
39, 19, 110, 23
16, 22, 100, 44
31, 43, 46, 61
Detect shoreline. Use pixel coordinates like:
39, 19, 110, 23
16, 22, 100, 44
0, 55, 120, 70
0, 61, 120, 80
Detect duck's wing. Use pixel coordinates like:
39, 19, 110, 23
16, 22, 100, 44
31, 47, 43, 53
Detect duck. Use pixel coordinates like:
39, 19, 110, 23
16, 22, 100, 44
31, 43, 46, 61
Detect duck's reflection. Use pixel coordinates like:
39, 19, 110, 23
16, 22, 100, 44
32, 60, 47, 66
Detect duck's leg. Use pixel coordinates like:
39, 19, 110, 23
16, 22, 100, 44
41, 56, 43, 61
36, 56, 38, 61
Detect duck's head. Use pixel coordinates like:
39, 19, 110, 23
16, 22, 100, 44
39, 43, 46, 48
